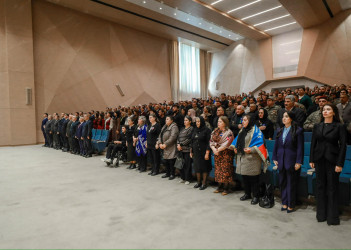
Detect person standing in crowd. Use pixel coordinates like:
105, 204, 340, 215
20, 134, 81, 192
230, 105, 245, 137
134, 116, 148, 173
303, 96, 328, 131
157, 116, 179, 180
105, 112, 112, 130
147, 114, 161, 176
97, 113, 105, 130
126, 118, 137, 169
52, 114, 61, 150
158, 109, 166, 128
298, 87, 313, 111
210, 116, 234, 195
256, 108, 274, 140
277, 95, 306, 128
66, 114, 73, 152
76, 116, 86, 156
275, 93, 285, 109
70, 115, 79, 154
337, 94, 351, 144
191, 116, 212, 190
41, 113, 48, 147
82, 114, 93, 157
212, 106, 226, 129
231, 115, 267, 205
225, 100, 235, 118
101, 126, 127, 166
273, 111, 304, 213
44, 115, 53, 148
172, 104, 184, 129
310, 103, 347, 225
177, 116, 194, 185
110, 111, 121, 141
265, 96, 281, 129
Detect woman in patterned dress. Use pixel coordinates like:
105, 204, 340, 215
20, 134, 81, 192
210, 116, 235, 195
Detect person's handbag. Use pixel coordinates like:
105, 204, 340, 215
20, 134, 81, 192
259, 184, 275, 208
174, 152, 184, 170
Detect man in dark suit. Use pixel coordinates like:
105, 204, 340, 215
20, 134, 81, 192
76, 116, 86, 156
41, 113, 48, 147
70, 115, 80, 154
82, 113, 93, 157
66, 114, 73, 152
44, 115, 53, 148
212, 106, 226, 129
61, 114, 69, 152
230, 105, 245, 137
172, 104, 184, 129
277, 95, 306, 128
52, 114, 61, 149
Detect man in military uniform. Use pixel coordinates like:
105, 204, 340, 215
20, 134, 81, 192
265, 96, 281, 128
303, 96, 328, 131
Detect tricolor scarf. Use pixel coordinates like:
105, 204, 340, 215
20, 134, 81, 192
135, 124, 147, 156
231, 125, 270, 172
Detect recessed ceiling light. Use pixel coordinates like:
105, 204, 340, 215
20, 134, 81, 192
159, 7, 162, 10
253, 14, 290, 26
242, 5, 282, 20
174, 12, 177, 15
229, 34, 231, 37
199, 22, 202, 25
209, 27, 213, 29
219, 30, 222, 33
142, 0, 146, 3
187, 18, 190, 21
280, 40, 301, 46
227, 0, 261, 13
211, 0, 224, 5
264, 21, 296, 31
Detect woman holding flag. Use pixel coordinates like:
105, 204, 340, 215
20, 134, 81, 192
135, 116, 148, 173
230, 115, 269, 205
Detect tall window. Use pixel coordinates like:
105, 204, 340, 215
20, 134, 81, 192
178, 42, 200, 101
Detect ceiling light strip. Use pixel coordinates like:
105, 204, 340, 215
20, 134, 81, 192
227, 0, 261, 13
242, 5, 282, 20
211, 0, 224, 5
253, 14, 290, 26
264, 21, 297, 31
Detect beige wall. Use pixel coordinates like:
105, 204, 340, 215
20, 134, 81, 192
0, 0, 37, 146
32, 0, 171, 144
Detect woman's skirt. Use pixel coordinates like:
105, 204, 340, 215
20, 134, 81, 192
127, 143, 136, 162
214, 149, 234, 183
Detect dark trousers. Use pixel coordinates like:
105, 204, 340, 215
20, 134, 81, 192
315, 158, 340, 224
72, 137, 79, 153
164, 158, 176, 176
137, 154, 147, 171
106, 143, 123, 159
180, 152, 192, 181
46, 131, 53, 147
79, 140, 86, 155
147, 148, 160, 174
242, 175, 260, 198
84, 138, 92, 156
279, 166, 299, 208
42, 129, 48, 146
53, 133, 61, 149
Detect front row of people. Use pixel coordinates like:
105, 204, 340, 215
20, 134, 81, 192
100, 103, 346, 226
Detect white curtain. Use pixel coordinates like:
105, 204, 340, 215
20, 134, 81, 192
178, 42, 201, 101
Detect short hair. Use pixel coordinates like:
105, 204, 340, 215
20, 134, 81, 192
166, 115, 174, 121
138, 116, 146, 124
298, 87, 306, 91
285, 95, 296, 102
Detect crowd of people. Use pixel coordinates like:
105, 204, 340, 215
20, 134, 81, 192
41, 84, 351, 226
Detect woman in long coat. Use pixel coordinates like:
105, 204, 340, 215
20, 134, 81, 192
126, 118, 137, 169
210, 116, 234, 195
156, 116, 179, 180
231, 115, 268, 205
190, 116, 212, 190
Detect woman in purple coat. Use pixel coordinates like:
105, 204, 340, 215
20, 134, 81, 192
272, 111, 304, 213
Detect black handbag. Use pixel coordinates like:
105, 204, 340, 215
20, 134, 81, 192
174, 152, 184, 170
259, 184, 275, 208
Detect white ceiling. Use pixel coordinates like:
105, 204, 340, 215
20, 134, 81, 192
200, 0, 301, 36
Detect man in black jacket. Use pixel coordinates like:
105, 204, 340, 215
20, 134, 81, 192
44, 115, 53, 148
70, 115, 80, 154
82, 113, 93, 157
212, 106, 226, 129
230, 105, 245, 137
172, 104, 184, 129
277, 95, 306, 128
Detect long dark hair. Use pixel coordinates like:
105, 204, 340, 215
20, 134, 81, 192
276, 111, 298, 146
322, 103, 341, 123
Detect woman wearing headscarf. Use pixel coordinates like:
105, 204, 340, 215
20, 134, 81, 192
187, 109, 197, 126
147, 114, 161, 176
230, 114, 268, 205
190, 116, 212, 190
210, 116, 235, 195
272, 111, 304, 213
135, 116, 148, 172
256, 108, 274, 140
156, 116, 179, 180
177, 116, 194, 184
126, 118, 137, 169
